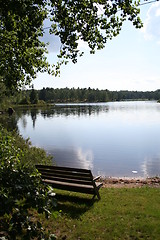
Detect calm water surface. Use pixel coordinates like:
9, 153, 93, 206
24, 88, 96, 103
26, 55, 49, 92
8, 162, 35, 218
16, 101, 160, 178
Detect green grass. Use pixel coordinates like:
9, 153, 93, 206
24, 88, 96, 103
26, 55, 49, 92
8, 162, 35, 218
40, 187, 160, 240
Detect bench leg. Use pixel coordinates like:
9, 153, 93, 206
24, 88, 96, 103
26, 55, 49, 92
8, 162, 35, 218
92, 191, 101, 200
96, 191, 101, 200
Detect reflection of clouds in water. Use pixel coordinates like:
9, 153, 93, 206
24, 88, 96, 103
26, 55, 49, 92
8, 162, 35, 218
46, 147, 93, 170
76, 148, 94, 170
141, 155, 160, 178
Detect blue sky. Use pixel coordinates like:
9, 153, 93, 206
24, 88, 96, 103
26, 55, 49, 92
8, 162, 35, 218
34, 2, 160, 91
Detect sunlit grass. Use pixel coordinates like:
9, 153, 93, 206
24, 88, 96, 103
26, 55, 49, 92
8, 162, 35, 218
40, 187, 160, 239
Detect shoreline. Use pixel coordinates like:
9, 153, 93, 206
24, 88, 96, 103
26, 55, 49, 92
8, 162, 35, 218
100, 177, 160, 188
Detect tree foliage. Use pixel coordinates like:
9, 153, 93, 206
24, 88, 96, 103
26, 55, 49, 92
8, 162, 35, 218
30, 86, 39, 104
0, 0, 142, 91
37, 87, 160, 103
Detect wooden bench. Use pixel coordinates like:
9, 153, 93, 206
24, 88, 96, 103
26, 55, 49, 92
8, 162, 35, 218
35, 165, 103, 200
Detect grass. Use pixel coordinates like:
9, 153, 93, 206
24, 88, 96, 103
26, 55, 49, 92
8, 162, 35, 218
40, 187, 160, 240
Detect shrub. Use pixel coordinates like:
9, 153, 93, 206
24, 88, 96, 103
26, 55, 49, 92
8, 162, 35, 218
19, 96, 31, 105
0, 126, 57, 239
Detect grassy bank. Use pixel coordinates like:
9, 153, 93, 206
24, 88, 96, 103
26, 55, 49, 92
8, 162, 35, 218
39, 187, 160, 240
13, 102, 53, 109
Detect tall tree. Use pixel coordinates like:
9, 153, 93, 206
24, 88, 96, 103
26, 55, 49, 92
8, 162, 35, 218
30, 86, 39, 104
0, 0, 142, 91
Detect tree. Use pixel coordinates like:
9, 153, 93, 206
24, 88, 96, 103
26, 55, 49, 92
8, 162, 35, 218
39, 87, 47, 101
30, 86, 39, 104
0, 0, 142, 91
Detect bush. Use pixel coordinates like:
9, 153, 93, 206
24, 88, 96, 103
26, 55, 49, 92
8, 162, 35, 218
0, 126, 57, 239
19, 96, 31, 105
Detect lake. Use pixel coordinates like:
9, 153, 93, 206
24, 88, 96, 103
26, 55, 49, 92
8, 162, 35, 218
15, 101, 160, 178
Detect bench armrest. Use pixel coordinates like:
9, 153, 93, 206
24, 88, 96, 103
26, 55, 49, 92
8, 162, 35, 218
93, 175, 101, 182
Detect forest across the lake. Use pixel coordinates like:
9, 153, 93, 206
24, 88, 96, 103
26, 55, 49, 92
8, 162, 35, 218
15, 87, 160, 105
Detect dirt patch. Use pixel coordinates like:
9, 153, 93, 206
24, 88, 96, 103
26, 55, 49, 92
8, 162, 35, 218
101, 177, 160, 188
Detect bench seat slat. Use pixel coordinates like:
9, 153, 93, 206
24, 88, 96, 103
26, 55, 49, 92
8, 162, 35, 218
41, 175, 93, 185
38, 170, 92, 180
39, 171, 92, 181
37, 168, 92, 179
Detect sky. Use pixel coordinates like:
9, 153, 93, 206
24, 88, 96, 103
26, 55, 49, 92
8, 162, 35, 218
34, 1, 160, 91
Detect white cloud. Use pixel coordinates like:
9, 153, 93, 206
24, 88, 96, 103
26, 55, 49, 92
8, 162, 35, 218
142, 2, 160, 42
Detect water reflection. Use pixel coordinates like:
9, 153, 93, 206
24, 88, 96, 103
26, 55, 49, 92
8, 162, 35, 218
30, 110, 37, 129
9, 101, 160, 177
17, 104, 109, 130
41, 104, 109, 118
141, 155, 160, 178
21, 116, 27, 129
46, 147, 94, 170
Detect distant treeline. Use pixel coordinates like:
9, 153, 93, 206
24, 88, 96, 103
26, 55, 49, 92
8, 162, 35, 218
22, 87, 160, 104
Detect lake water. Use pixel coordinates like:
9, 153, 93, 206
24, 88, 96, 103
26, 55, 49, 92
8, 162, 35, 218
16, 101, 160, 178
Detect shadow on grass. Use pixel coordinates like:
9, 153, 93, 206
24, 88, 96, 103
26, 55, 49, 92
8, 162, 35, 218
55, 191, 97, 218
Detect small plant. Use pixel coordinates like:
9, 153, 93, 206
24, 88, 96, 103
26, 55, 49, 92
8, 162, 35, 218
0, 126, 57, 239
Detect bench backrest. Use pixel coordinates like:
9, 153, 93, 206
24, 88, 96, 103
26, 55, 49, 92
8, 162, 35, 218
35, 165, 94, 186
